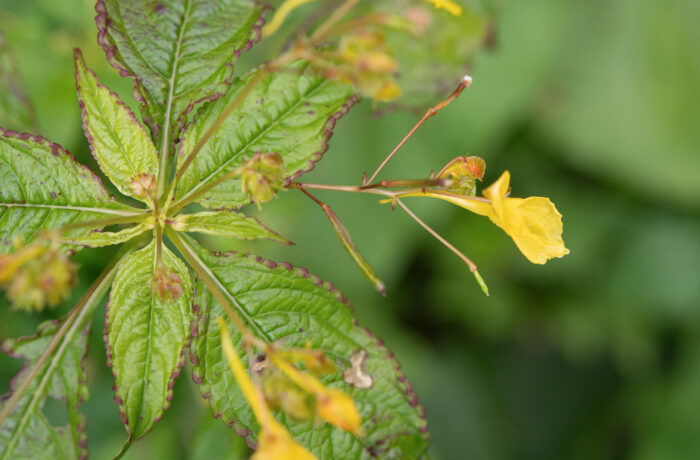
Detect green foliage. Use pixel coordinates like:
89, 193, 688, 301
96, 0, 266, 143
174, 61, 355, 210
106, 240, 192, 440
188, 236, 429, 458
0, 0, 502, 458
0, 32, 35, 132
0, 130, 134, 252
75, 50, 159, 204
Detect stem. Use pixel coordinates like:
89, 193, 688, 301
0, 248, 128, 455
364, 75, 473, 185
156, 0, 191, 200
165, 229, 266, 349
309, 0, 359, 42
167, 67, 272, 202
53, 213, 149, 235
166, 167, 239, 216
393, 198, 478, 272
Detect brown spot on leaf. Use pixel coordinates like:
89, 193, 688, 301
344, 349, 373, 389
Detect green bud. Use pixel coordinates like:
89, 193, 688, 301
239, 153, 286, 206
128, 173, 157, 199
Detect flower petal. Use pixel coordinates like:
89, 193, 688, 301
482, 170, 511, 223
499, 197, 569, 264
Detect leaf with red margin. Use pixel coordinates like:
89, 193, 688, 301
0, 128, 136, 253
105, 239, 193, 440
185, 236, 430, 459
95, 0, 268, 145
0, 318, 91, 460
174, 61, 357, 210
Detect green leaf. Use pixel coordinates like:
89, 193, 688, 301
106, 240, 193, 440
0, 316, 96, 459
95, 0, 267, 143
185, 237, 429, 458
0, 32, 36, 133
174, 61, 356, 210
62, 221, 151, 248
172, 211, 288, 243
74, 50, 159, 203
0, 129, 137, 253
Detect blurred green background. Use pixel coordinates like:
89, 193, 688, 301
1, 0, 700, 458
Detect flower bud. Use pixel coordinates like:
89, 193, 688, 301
239, 153, 286, 206
128, 173, 157, 199
151, 266, 183, 302
437, 155, 486, 196
263, 372, 315, 421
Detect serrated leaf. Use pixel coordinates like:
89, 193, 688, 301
95, 0, 267, 144
174, 61, 356, 210
184, 237, 429, 459
0, 32, 36, 133
106, 240, 193, 440
75, 50, 159, 203
62, 221, 151, 248
0, 318, 91, 460
172, 211, 288, 243
0, 129, 137, 253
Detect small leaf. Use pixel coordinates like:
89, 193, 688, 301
0, 318, 92, 460
0, 128, 136, 253
185, 237, 429, 458
171, 211, 288, 243
96, 0, 267, 144
0, 32, 36, 132
174, 61, 356, 210
74, 49, 159, 203
62, 221, 151, 248
106, 240, 193, 440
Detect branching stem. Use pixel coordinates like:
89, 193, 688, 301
364, 76, 473, 185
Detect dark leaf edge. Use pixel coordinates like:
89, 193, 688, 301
188, 250, 430, 453
73, 48, 156, 198
102, 301, 190, 441
176, 75, 360, 211
94, 0, 270, 143
0, 126, 117, 206
0, 319, 92, 460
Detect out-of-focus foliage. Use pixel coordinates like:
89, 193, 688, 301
0, 0, 699, 459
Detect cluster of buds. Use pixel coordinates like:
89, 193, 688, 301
0, 237, 77, 312
128, 173, 157, 200
314, 29, 401, 103
237, 153, 286, 208
150, 266, 183, 302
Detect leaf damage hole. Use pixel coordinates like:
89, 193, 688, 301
344, 349, 373, 389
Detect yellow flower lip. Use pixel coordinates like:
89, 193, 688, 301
400, 170, 570, 264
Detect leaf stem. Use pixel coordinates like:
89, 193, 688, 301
53, 213, 149, 235
309, 0, 359, 42
364, 75, 473, 185
0, 246, 130, 451
165, 229, 267, 349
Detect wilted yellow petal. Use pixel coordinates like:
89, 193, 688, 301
424, 0, 463, 16
316, 388, 362, 436
262, 0, 318, 37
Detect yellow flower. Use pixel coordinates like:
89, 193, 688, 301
404, 171, 569, 264
316, 388, 362, 436
424, 0, 463, 16
217, 318, 318, 460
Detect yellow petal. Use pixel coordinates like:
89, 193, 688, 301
398, 190, 495, 218
316, 388, 362, 436
481, 170, 510, 222
497, 197, 569, 264
424, 0, 463, 16
253, 423, 318, 460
